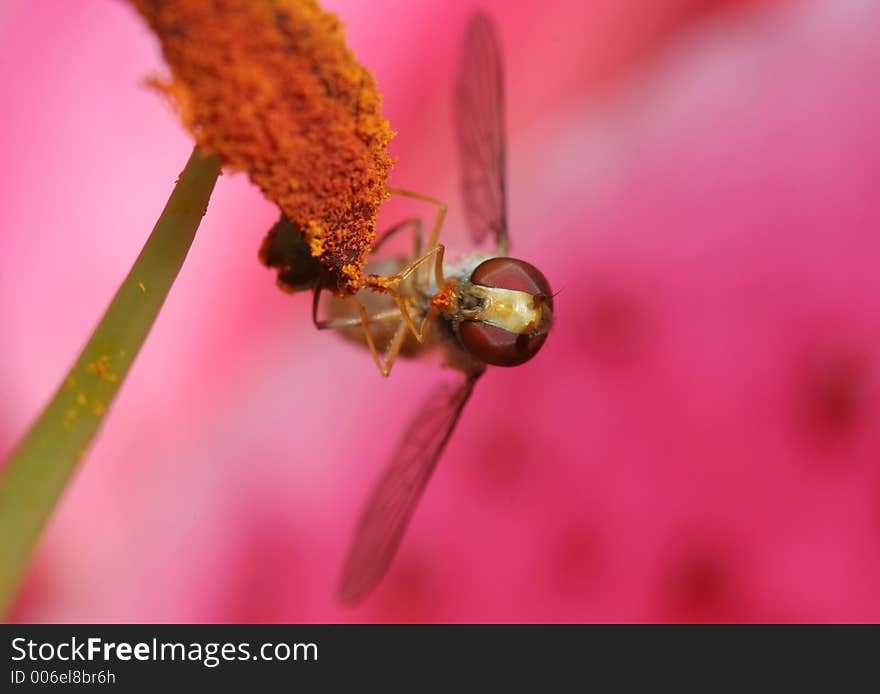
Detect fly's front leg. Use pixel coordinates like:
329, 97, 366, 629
312, 284, 411, 378
312, 286, 405, 377
398, 243, 447, 296
312, 284, 402, 330
373, 218, 423, 258
344, 297, 404, 378
308, 189, 447, 377
365, 244, 446, 342
387, 188, 447, 285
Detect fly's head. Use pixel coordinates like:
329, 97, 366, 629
455, 257, 553, 367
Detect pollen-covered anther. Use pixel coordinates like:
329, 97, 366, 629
130, 0, 394, 294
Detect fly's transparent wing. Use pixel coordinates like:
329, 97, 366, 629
338, 374, 481, 604
455, 13, 508, 253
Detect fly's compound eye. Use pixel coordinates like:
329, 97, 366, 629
458, 257, 554, 367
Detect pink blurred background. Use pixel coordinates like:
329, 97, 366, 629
2, 0, 880, 622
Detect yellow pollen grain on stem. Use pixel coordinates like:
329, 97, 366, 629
86, 355, 119, 383
63, 407, 79, 432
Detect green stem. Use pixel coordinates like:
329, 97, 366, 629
0, 146, 221, 620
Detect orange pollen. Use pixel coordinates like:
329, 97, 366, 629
430, 284, 459, 316
130, 0, 395, 295
364, 273, 399, 293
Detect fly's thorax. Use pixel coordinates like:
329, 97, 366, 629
437, 252, 495, 289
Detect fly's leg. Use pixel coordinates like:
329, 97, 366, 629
309, 189, 447, 377
402, 241, 447, 292
365, 188, 448, 340
365, 244, 446, 342
373, 218, 423, 257
338, 296, 407, 378
311, 283, 403, 331
310, 245, 444, 378
310, 216, 426, 376
377, 317, 410, 378
312, 286, 412, 377
387, 188, 447, 286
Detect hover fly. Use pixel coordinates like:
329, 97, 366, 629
310, 13, 555, 603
